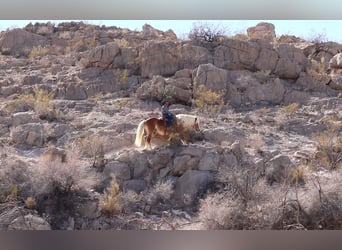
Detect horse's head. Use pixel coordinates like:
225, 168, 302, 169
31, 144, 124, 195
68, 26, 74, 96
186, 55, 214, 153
192, 117, 200, 131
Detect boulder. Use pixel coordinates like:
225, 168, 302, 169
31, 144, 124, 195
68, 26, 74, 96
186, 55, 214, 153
198, 152, 220, 171
245, 78, 285, 104
103, 161, 131, 181
84, 42, 120, 68
329, 52, 342, 69
193, 63, 228, 93
64, 83, 88, 100
0, 29, 49, 57
213, 39, 259, 70
140, 40, 179, 77
123, 179, 148, 194
329, 75, 342, 90
174, 170, 215, 205
247, 22, 276, 43
8, 214, 51, 230
10, 123, 44, 147
173, 155, 199, 176
11, 112, 38, 126
274, 44, 309, 79
179, 44, 213, 69
265, 154, 293, 185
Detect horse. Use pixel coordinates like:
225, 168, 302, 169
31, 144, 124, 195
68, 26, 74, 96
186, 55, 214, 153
134, 114, 200, 149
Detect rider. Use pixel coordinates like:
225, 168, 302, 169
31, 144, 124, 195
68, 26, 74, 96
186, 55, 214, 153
161, 100, 174, 128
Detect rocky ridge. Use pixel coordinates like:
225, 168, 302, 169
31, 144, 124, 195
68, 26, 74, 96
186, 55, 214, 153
0, 21, 341, 230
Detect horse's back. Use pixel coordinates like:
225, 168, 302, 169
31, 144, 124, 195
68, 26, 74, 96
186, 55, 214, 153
176, 114, 199, 130
176, 114, 197, 124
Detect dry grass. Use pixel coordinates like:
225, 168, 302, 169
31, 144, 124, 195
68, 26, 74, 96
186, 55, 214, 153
290, 164, 307, 185
194, 84, 225, 118
115, 68, 128, 85
307, 57, 330, 83
77, 134, 108, 169
28, 46, 50, 58
279, 102, 299, 117
114, 38, 130, 47
99, 178, 123, 216
312, 127, 342, 170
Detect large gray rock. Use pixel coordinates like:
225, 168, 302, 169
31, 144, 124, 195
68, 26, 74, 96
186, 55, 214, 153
0, 29, 49, 57
123, 179, 148, 194
85, 42, 120, 68
265, 154, 293, 185
10, 123, 44, 147
173, 155, 199, 176
174, 170, 215, 205
247, 22, 276, 43
329, 52, 342, 69
274, 44, 309, 79
103, 161, 131, 181
213, 39, 259, 70
193, 63, 228, 93
11, 112, 38, 127
198, 152, 220, 171
329, 75, 342, 90
140, 40, 179, 78
245, 78, 285, 104
8, 214, 51, 230
179, 44, 213, 69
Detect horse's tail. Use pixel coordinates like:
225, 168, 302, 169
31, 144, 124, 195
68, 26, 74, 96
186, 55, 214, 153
134, 120, 145, 147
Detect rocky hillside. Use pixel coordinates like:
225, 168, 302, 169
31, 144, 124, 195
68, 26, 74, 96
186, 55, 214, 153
0, 21, 341, 230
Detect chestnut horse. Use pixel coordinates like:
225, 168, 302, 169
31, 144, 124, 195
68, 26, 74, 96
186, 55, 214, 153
134, 114, 200, 149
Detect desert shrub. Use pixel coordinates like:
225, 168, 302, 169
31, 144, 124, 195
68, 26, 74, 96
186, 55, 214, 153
306, 31, 328, 43
313, 127, 342, 170
89, 92, 103, 103
198, 192, 246, 229
114, 38, 130, 47
290, 164, 307, 186
232, 33, 249, 41
194, 84, 225, 118
28, 45, 50, 58
31, 143, 92, 197
198, 182, 281, 230
32, 85, 64, 121
307, 190, 342, 229
99, 178, 123, 216
188, 22, 228, 43
115, 68, 128, 85
279, 102, 299, 117
77, 134, 108, 169
144, 180, 174, 206
0, 157, 33, 202
114, 98, 129, 110
307, 57, 330, 83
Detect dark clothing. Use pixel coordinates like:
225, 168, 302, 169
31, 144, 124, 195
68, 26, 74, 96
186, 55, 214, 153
161, 104, 174, 127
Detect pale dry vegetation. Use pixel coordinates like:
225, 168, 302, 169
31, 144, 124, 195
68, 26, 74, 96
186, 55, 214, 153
198, 163, 342, 229
77, 134, 108, 169
99, 178, 123, 216
194, 84, 225, 117
28, 45, 51, 58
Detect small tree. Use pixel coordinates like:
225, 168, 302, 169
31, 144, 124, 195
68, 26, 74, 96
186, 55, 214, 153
188, 22, 228, 43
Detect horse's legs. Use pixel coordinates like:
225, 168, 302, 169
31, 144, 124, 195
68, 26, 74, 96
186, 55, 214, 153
144, 133, 153, 150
